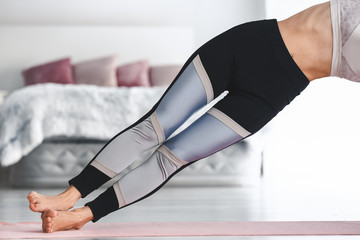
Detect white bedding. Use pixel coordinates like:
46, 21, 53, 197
0, 83, 166, 167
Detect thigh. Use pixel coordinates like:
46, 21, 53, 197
214, 92, 278, 135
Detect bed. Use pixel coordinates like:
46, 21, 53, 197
0, 25, 265, 188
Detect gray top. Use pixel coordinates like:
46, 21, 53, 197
330, 0, 360, 82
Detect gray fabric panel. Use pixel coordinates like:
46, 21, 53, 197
93, 117, 159, 174
156, 62, 208, 139
164, 113, 243, 163
118, 150, 181, 205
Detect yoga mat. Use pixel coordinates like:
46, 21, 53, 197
1, 221, 360, 238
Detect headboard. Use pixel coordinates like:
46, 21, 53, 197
0, 25, 194, 92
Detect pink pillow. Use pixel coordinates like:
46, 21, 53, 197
73, 55, 118, 87
149, 65, 182, 86
22, 58, 73, 86
116, 60, 150, 87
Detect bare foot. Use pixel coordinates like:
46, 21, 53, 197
41, 206, 94, 233
28, 185, 81, 212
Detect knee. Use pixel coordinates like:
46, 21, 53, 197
155, 145, 188, 180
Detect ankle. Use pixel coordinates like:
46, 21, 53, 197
58, 186, 81, 209
82, 206, 94, 222
73, 206, 94, 228
63, 185, 81, 200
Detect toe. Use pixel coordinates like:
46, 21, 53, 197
42, 211, 55, 233
29, 202, 39, 212
46, 221, 52, 230
42, 221, 47, 233
27, 191, 40, 211
45, 226, 53, 233
27, 191, 37, 200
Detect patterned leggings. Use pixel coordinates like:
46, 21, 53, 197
69, 19, 309, 221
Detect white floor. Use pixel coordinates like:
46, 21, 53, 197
1, 179, 360, 240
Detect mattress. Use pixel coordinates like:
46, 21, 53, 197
9, 138, 263, 187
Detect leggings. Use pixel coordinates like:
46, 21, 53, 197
69, 19, 309, 222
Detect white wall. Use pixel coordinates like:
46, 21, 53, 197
0, 0, 265, 92
0, 0, 265, 48
264, 0, 360, 191
266, 0, 326, 20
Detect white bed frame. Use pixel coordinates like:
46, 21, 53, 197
0, 25, 195, 92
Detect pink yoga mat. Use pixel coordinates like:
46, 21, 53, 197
1, 221, 360, 238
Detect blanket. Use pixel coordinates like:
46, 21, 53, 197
0, 83, 166, 167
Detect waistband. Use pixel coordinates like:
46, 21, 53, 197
263, 19, 310, 91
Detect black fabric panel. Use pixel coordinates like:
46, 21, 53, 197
86, 186, 119, 222
68, 165, 111, 198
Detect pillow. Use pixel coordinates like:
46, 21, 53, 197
116, 60, 150, 87
73, 55, 118, 87
149, 65, 182, 86
22, 58, 73, 86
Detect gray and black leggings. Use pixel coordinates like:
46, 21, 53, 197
69, 19, 309, 222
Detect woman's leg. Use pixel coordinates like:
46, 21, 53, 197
83, 92, 278, 222
28, 53, 228, 212
38, 19, 311, 232
42, 90, 280, 232
28, 17, 240, 212
40, 110, 247, 232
